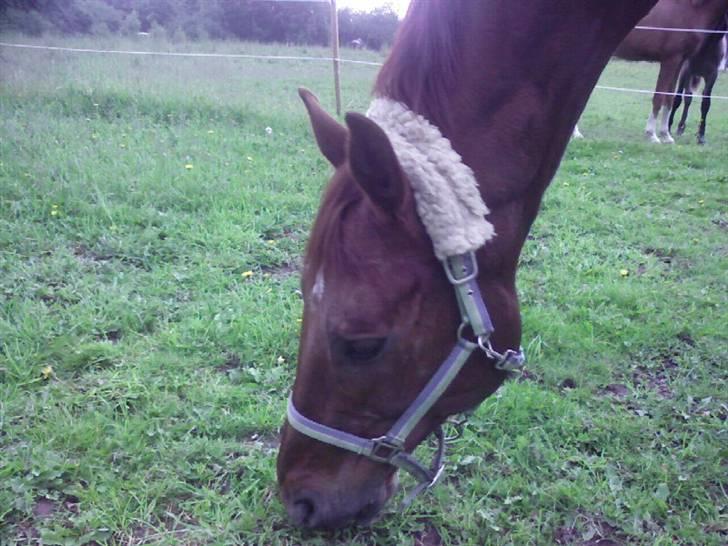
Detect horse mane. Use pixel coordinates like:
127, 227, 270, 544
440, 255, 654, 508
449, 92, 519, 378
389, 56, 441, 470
305, 2, 470, 280
374, 0, 466, 130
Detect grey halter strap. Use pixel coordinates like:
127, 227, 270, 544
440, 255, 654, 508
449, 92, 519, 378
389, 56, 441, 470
286, 251, 525, 505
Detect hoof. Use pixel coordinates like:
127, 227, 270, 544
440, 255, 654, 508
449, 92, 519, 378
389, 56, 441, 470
697, 136, 706, 146
645, 131, 661, 144
676, 124, 686, 137
659, 132, 674, 144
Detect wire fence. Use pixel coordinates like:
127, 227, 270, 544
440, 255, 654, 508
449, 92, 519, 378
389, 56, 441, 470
634, 25, 728, 34
2, 40, 727, 102
0, 41, 384, 66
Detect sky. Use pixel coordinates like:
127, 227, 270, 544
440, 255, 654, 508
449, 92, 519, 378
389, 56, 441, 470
337, 0, 411, 18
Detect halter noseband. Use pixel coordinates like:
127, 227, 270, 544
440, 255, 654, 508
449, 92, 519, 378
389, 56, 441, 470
287, 251, 525, 506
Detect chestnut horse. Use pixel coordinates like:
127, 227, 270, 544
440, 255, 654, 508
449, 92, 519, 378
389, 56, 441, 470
613, 0, 728, 143
277, 0, 657, 530
668, 14, 728, 144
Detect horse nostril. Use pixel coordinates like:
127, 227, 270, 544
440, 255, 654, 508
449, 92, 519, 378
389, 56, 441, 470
290, 497, 316, 527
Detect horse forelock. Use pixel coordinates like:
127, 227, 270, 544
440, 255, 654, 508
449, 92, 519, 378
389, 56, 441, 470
304, 168, 429, 297
304, 174, 362, 287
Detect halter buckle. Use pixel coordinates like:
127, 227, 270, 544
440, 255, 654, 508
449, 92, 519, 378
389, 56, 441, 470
442, 252, 478, 285
369, 436, 404, 463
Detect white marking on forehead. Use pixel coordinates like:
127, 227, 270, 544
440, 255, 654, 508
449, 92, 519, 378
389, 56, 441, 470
312, 269, 325, 302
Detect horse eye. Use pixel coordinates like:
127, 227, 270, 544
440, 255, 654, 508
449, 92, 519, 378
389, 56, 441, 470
340, 337, 387, 362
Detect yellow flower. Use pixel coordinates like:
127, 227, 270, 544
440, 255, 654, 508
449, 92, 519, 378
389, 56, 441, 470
242, 270, 253, 279
619, 269, 629, 277
276, 356, 286, 365
698, 199, 705, 205
246, 156, 253, 162
185, 164, 194, 170
41, 365, 53, 380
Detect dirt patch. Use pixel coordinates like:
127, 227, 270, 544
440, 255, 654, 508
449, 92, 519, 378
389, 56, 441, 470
601, 335, 689, 404
675, 331, 695, 347
94, 329, 122, 343
246, 431, 280, 452
643, 246, 675, 265
602, 383, 629, 398
11, 495, 82, 545
73, 244, 114, 264
73, 244, 152, 271
261, 259, 301, 280
216, 352, 242, 373
121, 503, 196, 546
413, 522, 442, 546
711, 216, 727, 230
599, 358, 677, 416
554, 515, 628, 545
516, 368, 544, 385
631, 357, 678, 400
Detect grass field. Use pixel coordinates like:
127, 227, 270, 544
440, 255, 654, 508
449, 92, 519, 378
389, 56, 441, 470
0, 34, 726, 545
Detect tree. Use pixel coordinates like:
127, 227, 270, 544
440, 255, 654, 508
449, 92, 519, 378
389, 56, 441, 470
0, 0, 398, 45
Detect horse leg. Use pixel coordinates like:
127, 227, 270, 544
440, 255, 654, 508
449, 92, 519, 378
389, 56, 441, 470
655, 57, 682, 144
669, 70, 688, 137
677, 89, 693, 137
644, 99, 661, 144
696, 71, 717, 145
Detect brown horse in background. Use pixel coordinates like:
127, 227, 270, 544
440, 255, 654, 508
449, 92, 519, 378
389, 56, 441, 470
573, 0, 728, 142
276, 0, 657, 530
614, 0, 728, 143
668, 13, 728, 144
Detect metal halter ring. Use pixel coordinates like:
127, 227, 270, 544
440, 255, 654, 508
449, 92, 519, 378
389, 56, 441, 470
369, 436, 404, 463
456, 322, 479, 346
478, 336, 526, 371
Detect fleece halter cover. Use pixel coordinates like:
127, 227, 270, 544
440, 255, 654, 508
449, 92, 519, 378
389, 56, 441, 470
366, 98, 494, 258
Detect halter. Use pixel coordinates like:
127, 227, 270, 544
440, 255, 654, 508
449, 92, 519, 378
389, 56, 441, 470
287, 251, 525, 506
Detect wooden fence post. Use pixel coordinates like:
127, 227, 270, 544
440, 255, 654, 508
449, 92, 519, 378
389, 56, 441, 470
330, 0, 342, 116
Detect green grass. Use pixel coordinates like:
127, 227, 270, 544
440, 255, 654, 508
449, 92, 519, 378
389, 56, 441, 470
0, 35, 726, 545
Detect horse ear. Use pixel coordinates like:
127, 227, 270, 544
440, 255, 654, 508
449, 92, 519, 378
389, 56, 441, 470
344, 112, 404, 213
298, 88, 347, 168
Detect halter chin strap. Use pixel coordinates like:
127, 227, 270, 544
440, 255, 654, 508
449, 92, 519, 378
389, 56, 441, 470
286, 251, 525, 506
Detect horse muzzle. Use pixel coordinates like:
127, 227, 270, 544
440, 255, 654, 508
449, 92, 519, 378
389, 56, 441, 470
282, 483, 390, 529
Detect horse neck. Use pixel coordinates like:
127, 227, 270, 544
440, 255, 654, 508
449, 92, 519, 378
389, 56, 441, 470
376, 1, 657, 235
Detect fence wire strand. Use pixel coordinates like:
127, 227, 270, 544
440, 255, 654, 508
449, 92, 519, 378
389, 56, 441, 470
2, 41, 728, 101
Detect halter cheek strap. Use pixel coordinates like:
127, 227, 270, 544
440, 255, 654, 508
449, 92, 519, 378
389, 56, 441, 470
286, 252, 525, 506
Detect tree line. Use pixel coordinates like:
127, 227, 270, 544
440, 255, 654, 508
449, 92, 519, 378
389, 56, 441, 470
0, 0, 400, 50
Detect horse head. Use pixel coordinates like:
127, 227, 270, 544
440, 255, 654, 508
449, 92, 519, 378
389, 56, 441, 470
276, 89, 511, 529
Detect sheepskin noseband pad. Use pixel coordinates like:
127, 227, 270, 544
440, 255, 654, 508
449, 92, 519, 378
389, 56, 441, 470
366, 98, 494, 259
